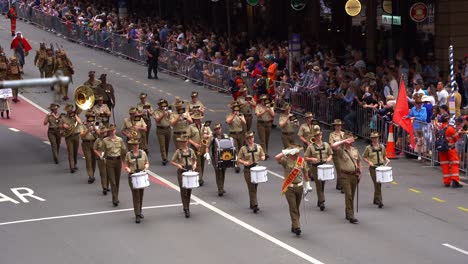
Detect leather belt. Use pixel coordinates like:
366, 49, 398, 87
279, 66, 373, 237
243, 114, 252, 117
157, 126, 170, 129
173, 131, 186, 135
312, 162, 326, 167
230, 131, 243, 134
282, 132, 294, 135
48, 127, 60, 131
257, 120, 272, 123
106, 156, 121, 160
341, 170, 357, 175
82, 139, 95, 143
370, 164, 383, 168
289, 182, 303, 188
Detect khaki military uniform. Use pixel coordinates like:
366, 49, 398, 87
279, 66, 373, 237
363, 144, 387, 205
46, 113, 61, 163
0, 55, 8, 112
80, 123, 98, 180
238, 96, 254, 131
60, 114, 81, 170
43, 53, 55, 78
211, 134, 229, 194
335, 146, 361, 219
83, 79, 101, 90
186, 101, 205, 114
238, 143, 265, 209
154, 109, 172, 162
122, 117, 147, 152
305, 142, 333, 207
329, 131, 345, 190
278, 156, 308, 229
171, 148, 197, 210
137, 102, 154, 145
279, 113, 295, 148
103, 136, 127, 204
186, 123, 212, 182
125, 150, 149, 216
171, 114, 190, 147
6, 60, 22, 100
54, 54, 73, 98
298, 123, 313, 149
255, 104, 274, 154
93, 137, 109, 191
95, 83, 115, 111
34, 48, 47, 78
92, 104, 111, 127
226, 113, 245, 153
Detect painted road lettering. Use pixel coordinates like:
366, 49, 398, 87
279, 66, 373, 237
0, 187, 46, 204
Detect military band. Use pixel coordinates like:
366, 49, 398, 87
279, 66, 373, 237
154, 99, 172, 165
237, 87, 255, 131
211, 123, 229, 196
92, 95, 111, 127
170, 97, 192, 147
186, 112, 212, 186
255, 95, 274, 159
121, 107, 148, 153
43, 103, 61, 164
93, 126, 110, 195
226, 102, 246, 173
279, 103, 297, 148
136, 93, 154, 146
329, 119, 345, 192
95, 74, 115, 112
103, 124, 127, 207
60, 104, 82, 173
80, 110, 98, 184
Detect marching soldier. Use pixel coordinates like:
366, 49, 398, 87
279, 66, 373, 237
33, 42, 47, 78
103, 124, 127, 207
237, 131, 266, 213
305, 125, 333, 211
60, 104, 82, 173
44, 48, 56, 90
7, 56, 22, 103
237, 88, 256, 131
121, 107, 148, 152
226, 102, 246, 173
0, 48, 9, 118
170, 97, 193, 147
92, 95, 111, 127
331, 132, 362, 224
124, 137, 150, 224
136, 93, 154, 146
170, 136, 197, 218
211, 123, 229, 196
255, 94, 275, 159
298, 112, 315, 149
154, 99, 172, 165
95, 74, 116, 114
279, 103, 298, 148
93, 126, 110, 195
80, 110, 98, 184
83, 70, 101, 90
186, 91, 205, 114
187, 112, 212, 186
275, 144, 312, 236
362, 132, 390, 208
329, 119, 345, 192
54, 49, 74, 101
43, 103, 61, 164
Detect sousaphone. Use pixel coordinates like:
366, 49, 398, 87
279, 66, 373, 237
74, 85, 95, 111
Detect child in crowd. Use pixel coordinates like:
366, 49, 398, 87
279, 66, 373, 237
415, 130, 426, 161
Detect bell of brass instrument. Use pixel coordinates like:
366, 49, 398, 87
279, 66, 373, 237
197, 139, 209, 155
74, 85, 95, 111
61, 117, 78, 138
129, 130, 139, 140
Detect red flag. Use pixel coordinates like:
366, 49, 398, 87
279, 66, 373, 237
392, 78, 415, 149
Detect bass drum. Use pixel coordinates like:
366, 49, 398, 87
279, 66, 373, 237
212, 137, 237, 168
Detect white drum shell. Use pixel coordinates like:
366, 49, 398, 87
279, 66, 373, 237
250, 166, 268, 183
182, 171, 200, 189
131, 171, 150, 189
317, 164, 335, 181
376, 166, 393, 183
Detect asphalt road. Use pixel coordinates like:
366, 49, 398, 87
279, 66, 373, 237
0, 18, 467, 264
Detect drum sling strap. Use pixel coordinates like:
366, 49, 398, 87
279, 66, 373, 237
371, 145, 383, 166
281, 156, 304, 194
245, 144, 258, 169
131, 150, 142, 172
314, 143, 326, 187
181, 149, 191, 170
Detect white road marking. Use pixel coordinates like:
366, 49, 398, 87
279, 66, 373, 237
166, 93, 172, 96
159, 89, 164, 92
143, 83, 148, 86
8, 128, 20, 132
129, 78, 134, 81
97, 65, 103, 68
268, 170, 285, 179
0, 203, 198, 226
115, 72, 121, 75
91, 63, 96, 65
103, 68, 108, 70
442, 243, 468, 256
147, 171, 325, 264
43, 141, 50, 145
122, 75, 127, 78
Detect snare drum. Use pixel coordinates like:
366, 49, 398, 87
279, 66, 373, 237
376, 166, 393, 183
182, 171, 200, 189
250, 166, 268, 183
130, 171, 150, 189
317, 164, 335, 181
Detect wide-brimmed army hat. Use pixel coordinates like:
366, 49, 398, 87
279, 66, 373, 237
108, 124, 117, 131
191, 91, 198, 97
281, 103, 291, 111
99, 73, 107, 80
129, 107, 138, 114
231, 104, 241, 111
344, 132, 358, 140
158, 99, 168, 107
139, 92, 147, 99
304, 112, 314, 119
332, 119, 344, 126
214, 123, 222, 129
370, 132, 381, 138
245, 131, 255, 138
258, 94, 268, 101
173, 97, 184, 107
128, 138, 140, 145
85, 110, 96, 117
88, 70, 96, 75
191, 112, 204, 120
64, 103, 74, 112
176, 135, 189, 142
311, 125, 322, 137
48, 103, 59, 110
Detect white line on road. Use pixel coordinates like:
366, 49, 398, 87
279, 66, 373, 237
268, 170, 285, 179
147, 171, 324, 264
43, 141, 50, 145
8, 128, 20, 132
0, 203, 198, 226
442, 243, 468, 256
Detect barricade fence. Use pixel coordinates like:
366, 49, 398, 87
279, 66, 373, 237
15, 4, 467, 179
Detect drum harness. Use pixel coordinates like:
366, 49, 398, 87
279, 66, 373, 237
181, 149, 192, 171
246, 144, 258, 169
313, 143, 326, 191
371, 144, 384, 167
131, 150, 143, 173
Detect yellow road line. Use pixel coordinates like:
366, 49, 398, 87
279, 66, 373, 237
409, 188, 421, 193
457, 207, 468, 212
432, 197, 446, 203
391, 181, 398, 185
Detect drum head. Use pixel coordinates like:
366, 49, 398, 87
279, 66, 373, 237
131, 171, 147, 177
317, 164, 333, 169
251, 166, 266, 171
183, 171, 199, 177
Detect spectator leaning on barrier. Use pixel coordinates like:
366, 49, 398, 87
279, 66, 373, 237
407, 94, 427, 134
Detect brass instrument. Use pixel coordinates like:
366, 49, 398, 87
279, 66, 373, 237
74, 85, 95, 111
197, 139, 209, 156
129, 130, 139, 140
61, 115, 78, 138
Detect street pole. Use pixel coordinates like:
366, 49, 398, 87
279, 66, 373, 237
0, 76, 70, 89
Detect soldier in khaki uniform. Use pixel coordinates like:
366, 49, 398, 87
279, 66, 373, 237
54, 49, 74, 101
275, 144, 312, 236
297, 112, 315, 149
186, 91, 205, 115
331, 133, 362, 224
43, 103, 61, 164
33, 42, 47, 78
80, 110, 98, 184
170, 97, 193, 147
237, 131, 265, 213
93, 126, 110, 195
237, 88, 256, 131
170, 136, 197, 218
83, 70, 101, 90
103, 124, 127, 207
187, 112, 212, 186
60, 104, 82, 173
279, 103, 298, 148
329, 119, 345, 192
226, 102, 246, 173
121, 107, 148, 152
124, 138, 150, 224
305, 125, 333, 211
7, 56, 22, 103
95, 74, 115, 113
154, 99, 172, 165
0, 49, 9, 118
44, 48, 56, 91
136, 93, 154, 146
255, 94, 275, 159
211, 123, 230, 196
92, 95, 111, 127
362, 132, 390, 208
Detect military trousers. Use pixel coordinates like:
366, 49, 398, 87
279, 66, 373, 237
65, 133, 80, 169
81, 140, 96, 178
191, 146, 205, 180
243, 168, 258, 208
369, 167, 383, 204
310, 165, 326, 204
243, 114, 253, 132
341, 173, 358, 219
285, 186, 303, 229
333, 156, 342, 190
128, 176, 144, 216
143, 118, 151, 145
38, 67, 45, 78
60, 83, 69, 98
214, 167, 227, 193
156, 127, 171, 161
230, 131, 245, 152
12, 88, 18, 100
256, 120, 271, 154
106, 158, 122, 204
281, 132, 295, 149
96, 159, 109, 191
177, 169, 192, 210
47, 128, 61, 163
